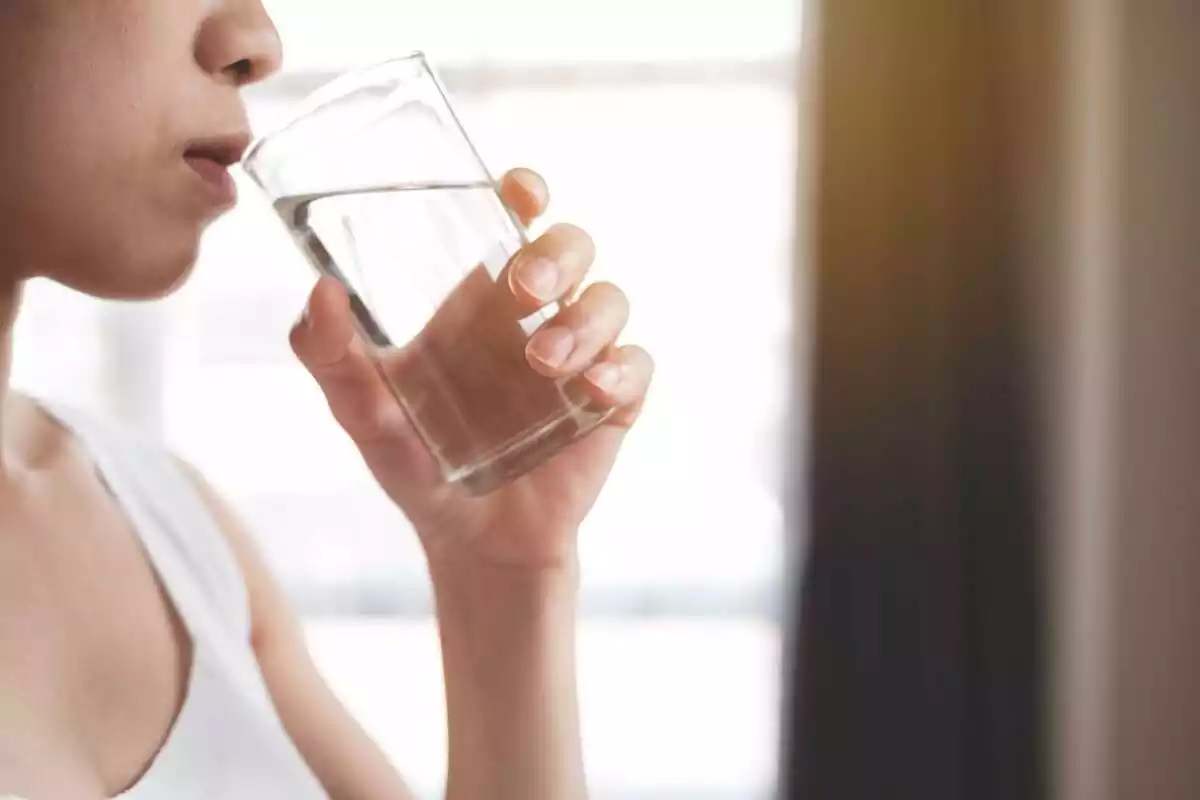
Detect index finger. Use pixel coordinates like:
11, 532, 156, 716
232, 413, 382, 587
499, 167, 549, 227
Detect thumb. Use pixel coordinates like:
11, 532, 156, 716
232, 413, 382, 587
289, 277, 414, 451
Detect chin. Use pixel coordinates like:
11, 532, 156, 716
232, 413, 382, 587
116, 248, 201, 300
50, 233, 203, 301
124, 259, 199, 300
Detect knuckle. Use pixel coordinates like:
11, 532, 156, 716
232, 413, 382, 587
567, 284, 626, 332
360, 401, 397, 442
589, 280, 626, 302
512, 166, 543, 189
588, 282, 630, 318
331, 390, 393, 445
548, 222, 595, 255
626, 345, 655, 372
548, 220, 585, 238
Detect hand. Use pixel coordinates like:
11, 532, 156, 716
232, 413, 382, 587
289, 168, 655, 573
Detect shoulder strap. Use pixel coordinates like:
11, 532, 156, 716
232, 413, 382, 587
37, 401, 251, 648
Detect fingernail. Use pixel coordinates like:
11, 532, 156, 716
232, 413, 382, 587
300, 304, 313, 330
516, 258, 560, 302
585, 362, 623, 393
528, 327, 575, 368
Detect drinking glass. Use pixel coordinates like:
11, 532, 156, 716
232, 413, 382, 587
244, 53, 613, 494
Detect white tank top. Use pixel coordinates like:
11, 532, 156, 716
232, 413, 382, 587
44, 402, 330, 800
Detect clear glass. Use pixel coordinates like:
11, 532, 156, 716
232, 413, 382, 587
243, 53, 612, 494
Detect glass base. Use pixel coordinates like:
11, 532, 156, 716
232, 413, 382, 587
449, 401, 615, 495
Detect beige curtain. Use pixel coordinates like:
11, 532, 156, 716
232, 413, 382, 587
1053, 1, 1200, 797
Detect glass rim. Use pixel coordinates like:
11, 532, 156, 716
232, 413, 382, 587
242, 51, 434, 172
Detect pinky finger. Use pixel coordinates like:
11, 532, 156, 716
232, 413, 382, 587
580, 345, 656, 427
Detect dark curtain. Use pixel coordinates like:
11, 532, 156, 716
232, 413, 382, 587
780, 1, 1052, 798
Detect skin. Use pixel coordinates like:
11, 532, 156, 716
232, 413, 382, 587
0, 2, 653, 799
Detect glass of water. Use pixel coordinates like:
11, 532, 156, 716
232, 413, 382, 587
243, 53, 613, 494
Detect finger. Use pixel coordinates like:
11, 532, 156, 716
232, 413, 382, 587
525, 281, 629, 377
581, 344, 656, 427
506, 222, 596, 308
499, 167, 549, 227
289, 277, 408, 445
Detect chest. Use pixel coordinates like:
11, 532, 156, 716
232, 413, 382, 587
0, 474, 189, 797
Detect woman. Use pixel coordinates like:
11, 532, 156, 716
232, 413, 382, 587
0, 2, 654, 798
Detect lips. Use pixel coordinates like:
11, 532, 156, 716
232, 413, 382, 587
183, 133, 251, 208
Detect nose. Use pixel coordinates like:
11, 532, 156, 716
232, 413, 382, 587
194, 0, 284, 87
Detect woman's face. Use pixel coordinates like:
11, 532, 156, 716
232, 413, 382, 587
0, 1, 282, 299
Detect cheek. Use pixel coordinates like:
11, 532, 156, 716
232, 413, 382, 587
3, 97, 156, 252
0, 77, 206, 297
0, 4, 213, 298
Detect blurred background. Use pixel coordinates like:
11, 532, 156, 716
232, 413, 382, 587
12, 1, 799, 798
